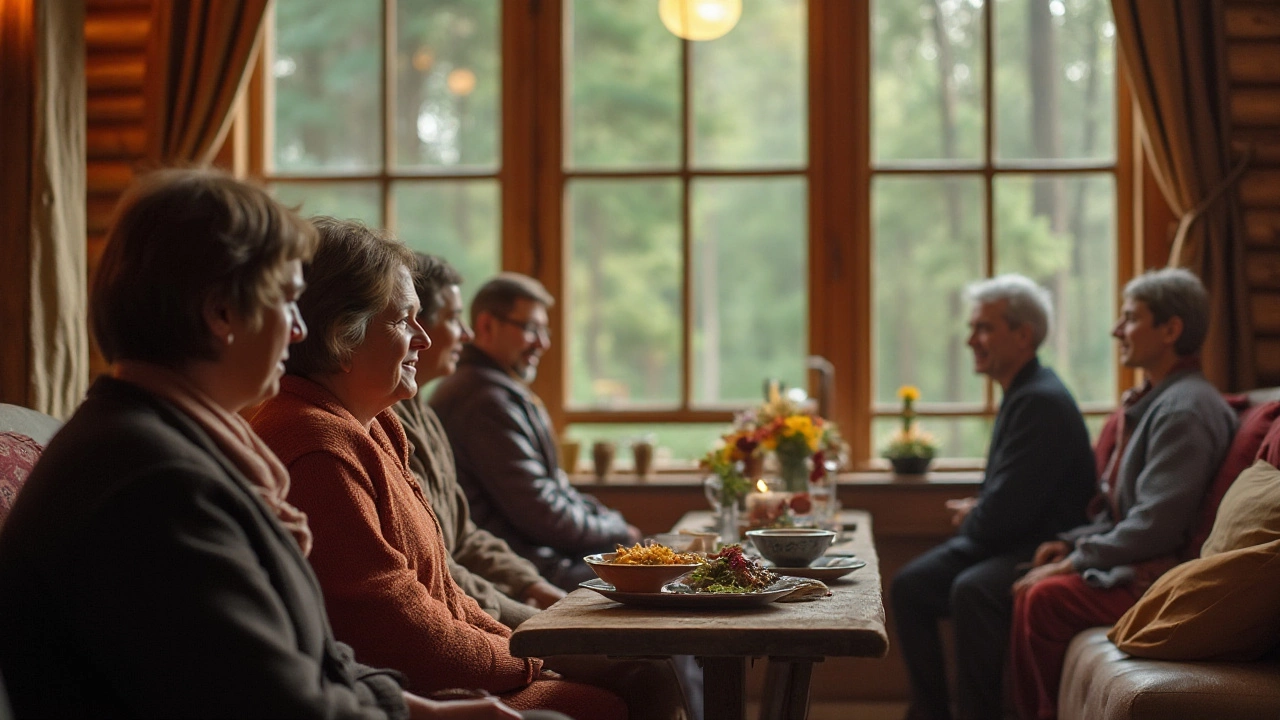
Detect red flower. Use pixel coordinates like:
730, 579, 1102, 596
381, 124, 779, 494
788, 492, 812, 514
810, 450, 827, 482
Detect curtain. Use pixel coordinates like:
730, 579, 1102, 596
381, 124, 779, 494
31, 0, 88, 418
1112, 0, 1255, 391
145, 0, 270, 164
0, 0, 87, 419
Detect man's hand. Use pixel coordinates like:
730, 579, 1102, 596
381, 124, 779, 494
1012, 557, 1075, 596
945, 497, 978, 527
521, 579, 566, 609
403, 692, 521, 719
1032, 540, 1071, 566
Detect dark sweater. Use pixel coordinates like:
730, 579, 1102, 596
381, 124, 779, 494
0, 377, 407, 720
959, 358, 1097, 554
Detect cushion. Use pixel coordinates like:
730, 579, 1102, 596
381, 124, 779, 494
1258, 403, 1280, 468
1092, 410, 1121, 481
1182, 400, 1280, 559
1201, 459, 1280, 557
0, 431, 42, 528
1108, 536, 1280, 661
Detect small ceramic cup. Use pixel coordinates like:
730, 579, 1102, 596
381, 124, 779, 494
591, 441, 616, 481
558, 439, 581, 475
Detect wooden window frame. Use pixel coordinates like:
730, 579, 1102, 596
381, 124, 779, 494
248, 0, 1134, 468
250, 2, 502, 233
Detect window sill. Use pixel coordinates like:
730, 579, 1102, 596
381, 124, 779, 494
568, 469, 984, 489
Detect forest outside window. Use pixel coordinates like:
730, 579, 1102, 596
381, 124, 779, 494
870, 0, 1119, 459
259, 0, 1126, 469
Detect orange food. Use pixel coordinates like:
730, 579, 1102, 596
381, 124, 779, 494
611, 543, 701, 565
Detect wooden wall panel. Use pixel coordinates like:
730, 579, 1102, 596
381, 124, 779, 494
1225, 4, 1280, 40
1226, 1, 1280, 387
84, 0, 153, 376
1227, 41, 1280, 84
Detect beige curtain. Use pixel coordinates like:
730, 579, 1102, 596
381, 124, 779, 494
31, 0, 88, 418
0, 0, 87, 419
145, 0, 270, 163
1112, 0, 1254, 391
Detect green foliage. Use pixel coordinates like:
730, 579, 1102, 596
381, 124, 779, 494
270, 0, 1118, 462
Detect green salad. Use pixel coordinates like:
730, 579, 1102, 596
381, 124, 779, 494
685, 545, 777, 593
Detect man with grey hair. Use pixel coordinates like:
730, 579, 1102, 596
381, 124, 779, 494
430, 272, 642, 591
1009, 267, 1236, 720
893, 274, 1097, 720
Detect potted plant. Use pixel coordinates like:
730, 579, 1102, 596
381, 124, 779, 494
882, 385, 938, 475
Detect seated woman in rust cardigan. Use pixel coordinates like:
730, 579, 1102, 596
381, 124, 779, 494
393, 253, 565, 630
250, 218, 626, 719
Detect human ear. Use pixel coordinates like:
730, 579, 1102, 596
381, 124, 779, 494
203, 296, 234, 346
1160, 315, 1185, 348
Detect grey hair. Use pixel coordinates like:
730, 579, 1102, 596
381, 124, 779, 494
1123, 267, 1210, 357
965, 274, 1053, 348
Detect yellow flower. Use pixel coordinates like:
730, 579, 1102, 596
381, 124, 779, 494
898, 385, 920, 402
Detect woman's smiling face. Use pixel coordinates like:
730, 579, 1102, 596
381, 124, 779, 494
414, 284, 473, 386
344, 265, 431, 411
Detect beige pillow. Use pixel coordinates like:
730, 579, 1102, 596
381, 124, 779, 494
1109, 537, 1280, 661
1201, 459, 1280, 557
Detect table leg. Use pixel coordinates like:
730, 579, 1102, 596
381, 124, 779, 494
701, 656, 747, 720
758, 657, 820, 720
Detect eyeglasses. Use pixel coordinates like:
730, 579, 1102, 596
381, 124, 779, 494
492, 314, 552, 342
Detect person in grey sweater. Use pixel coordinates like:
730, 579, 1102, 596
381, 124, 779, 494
1009, 267, 1237, 720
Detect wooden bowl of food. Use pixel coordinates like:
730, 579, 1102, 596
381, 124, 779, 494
584, 545, 703, 593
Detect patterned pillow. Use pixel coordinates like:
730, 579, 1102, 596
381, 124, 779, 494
0, 431, 43, 528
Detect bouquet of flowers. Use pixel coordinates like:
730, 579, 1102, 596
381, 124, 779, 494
881, 385, 938, 461
731, 390, 845, 492
699, 431, 755, 506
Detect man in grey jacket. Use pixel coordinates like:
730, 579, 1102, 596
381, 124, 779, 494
1009, 267, 1237, 720
430, 273, 641, 591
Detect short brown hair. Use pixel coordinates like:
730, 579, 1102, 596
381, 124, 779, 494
469, 272, 554, 326
411, 253, 464, 326
286, 217, 416, 377
1124, 267, 1210, 357
91, 168, 317, 366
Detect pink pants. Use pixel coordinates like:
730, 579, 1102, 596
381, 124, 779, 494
1009, 573, 1143, 720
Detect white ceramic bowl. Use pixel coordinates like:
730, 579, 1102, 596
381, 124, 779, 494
746, 528, 837, 568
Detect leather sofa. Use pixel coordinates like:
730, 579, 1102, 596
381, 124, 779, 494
1059, 627, 1280, 720
1056, 388, 1280, 720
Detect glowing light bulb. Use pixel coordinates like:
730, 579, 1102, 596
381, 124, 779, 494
658, 0, 742, 42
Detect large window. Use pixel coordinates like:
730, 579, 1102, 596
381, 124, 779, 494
260, 0, 1125, 468
869, 0, 1119, 458
265, 0, 502, 305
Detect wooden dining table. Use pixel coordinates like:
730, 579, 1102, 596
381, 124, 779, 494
508, 509, 889, 720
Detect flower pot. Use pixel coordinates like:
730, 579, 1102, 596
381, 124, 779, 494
890, 456, 932, 475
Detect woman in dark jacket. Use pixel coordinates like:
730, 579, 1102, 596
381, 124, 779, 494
0, 169, 525, 720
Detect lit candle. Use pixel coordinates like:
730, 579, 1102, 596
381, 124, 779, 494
746, 478, 781, 527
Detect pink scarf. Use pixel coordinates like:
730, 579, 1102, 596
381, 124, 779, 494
113, 361, 314, 556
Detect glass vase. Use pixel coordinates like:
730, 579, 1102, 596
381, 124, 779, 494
777, 452, 811, 493
702, 475, 742, 546
716, 499, 741, 547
